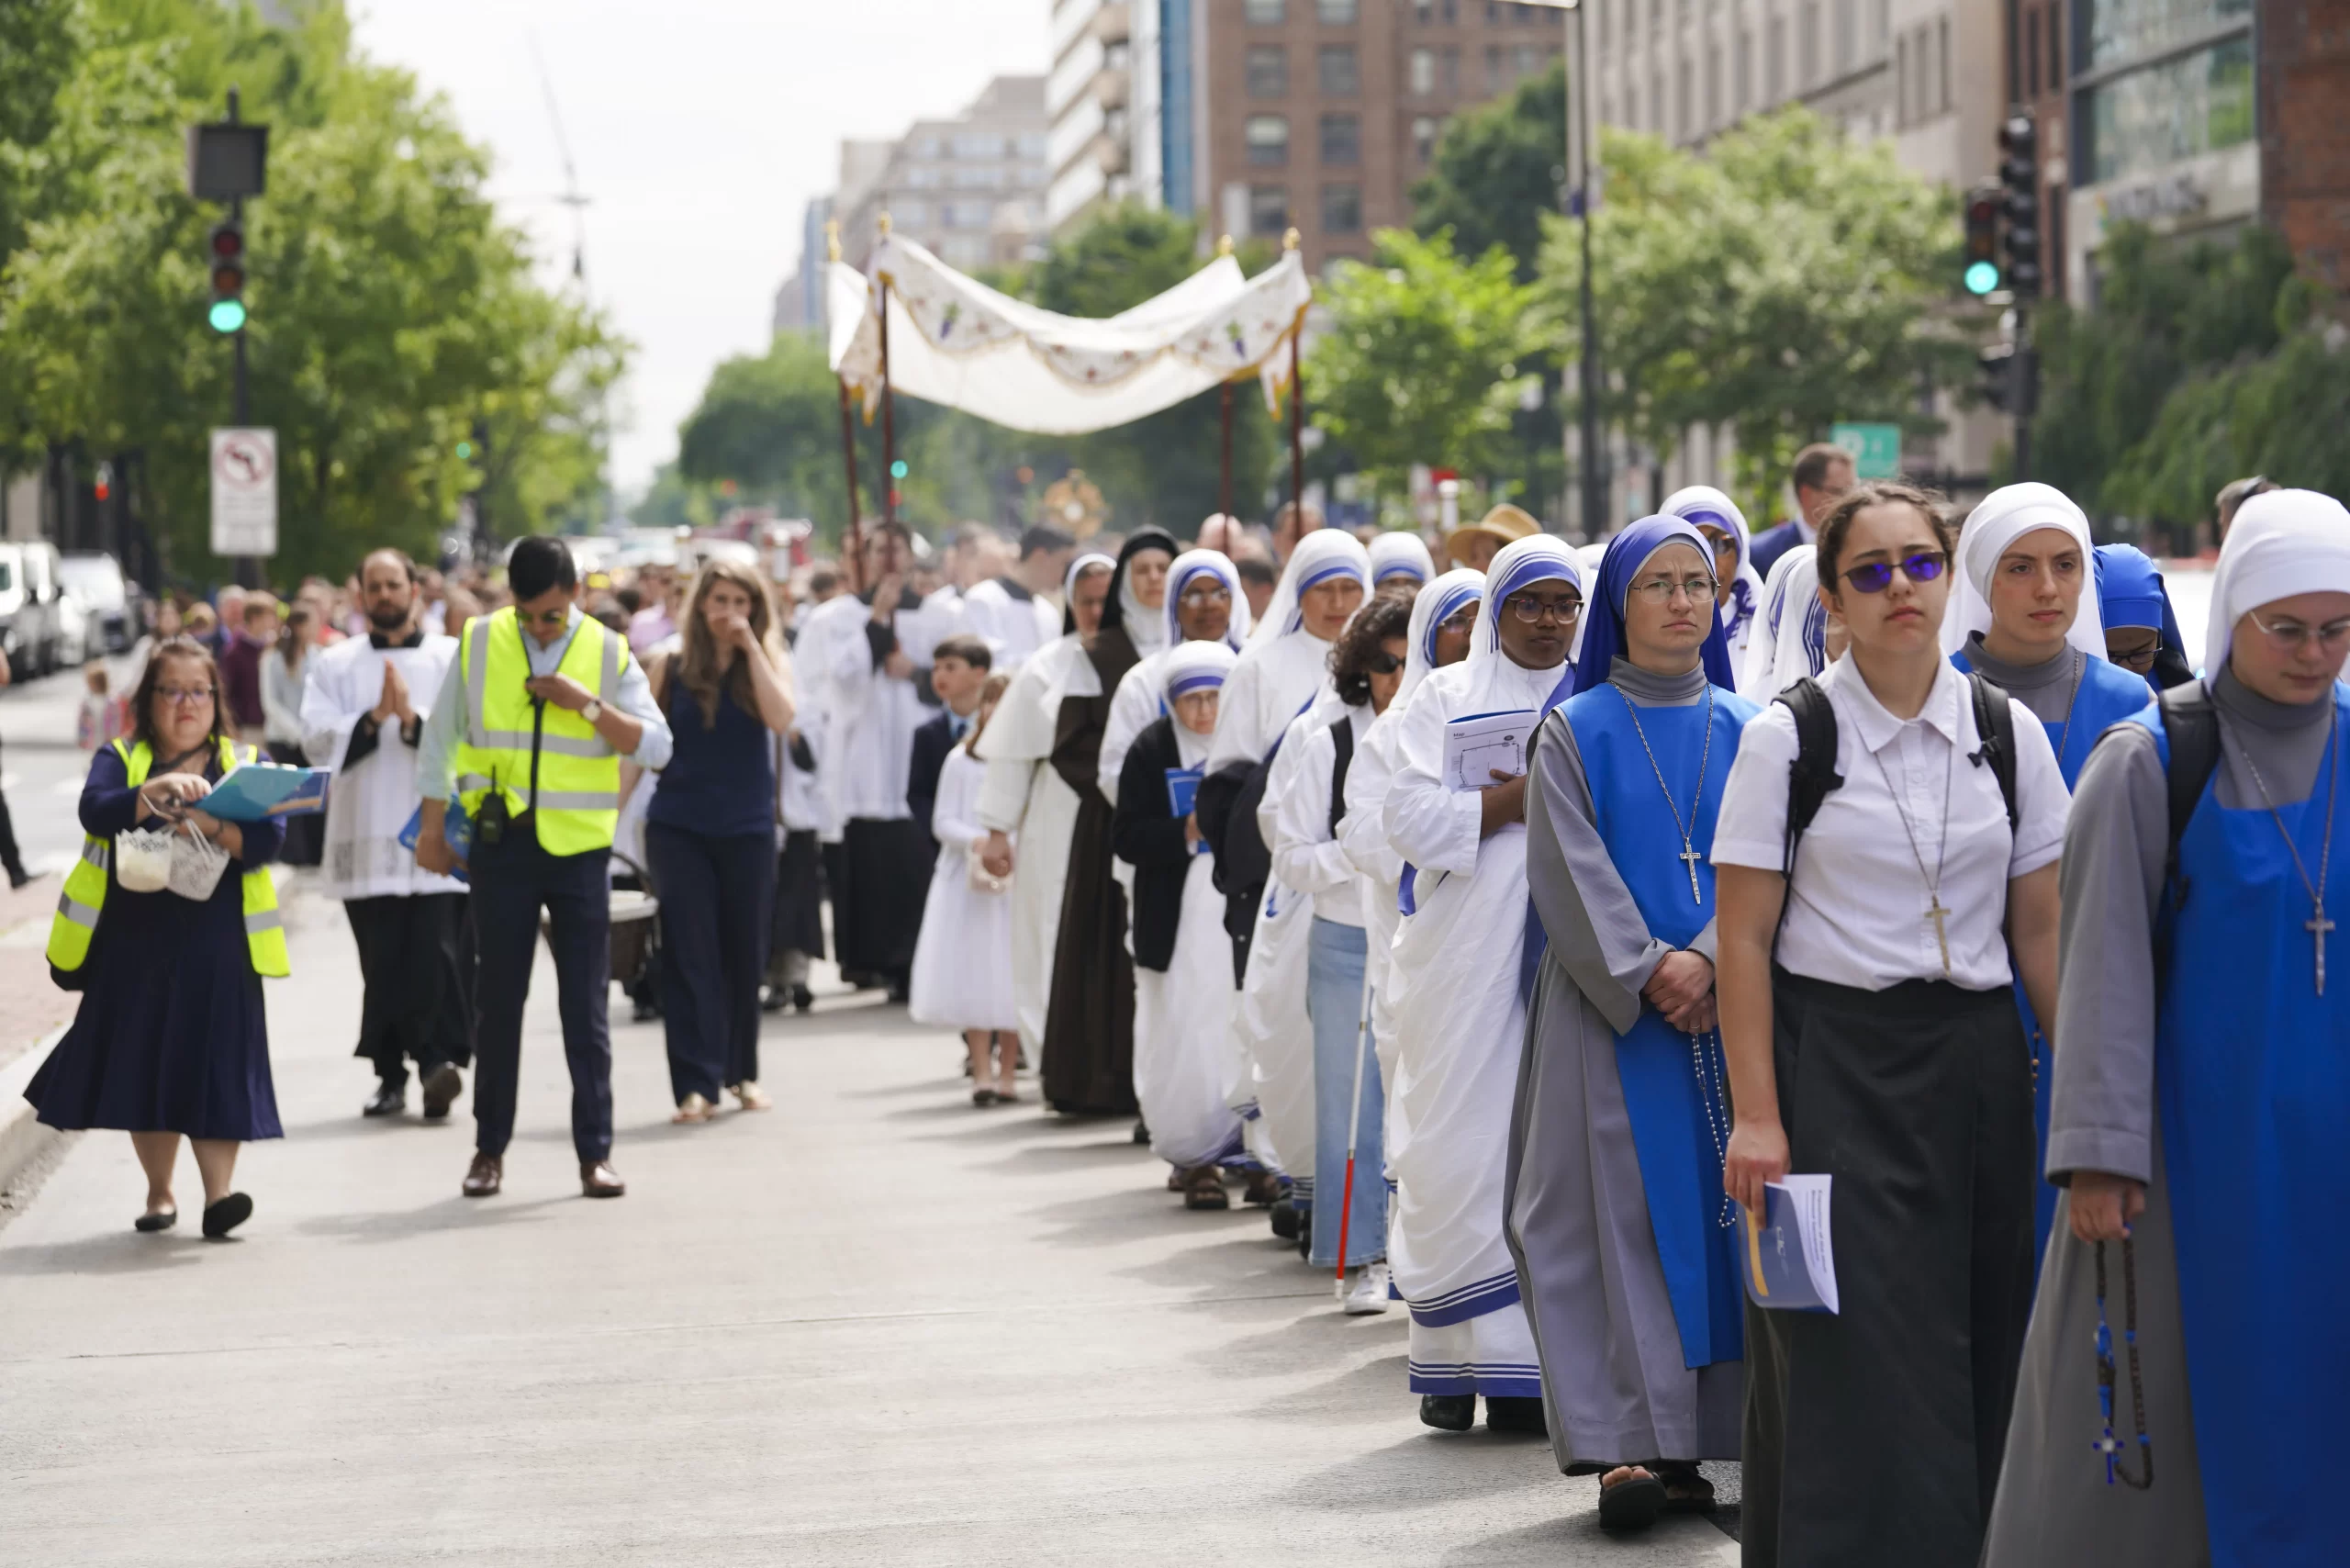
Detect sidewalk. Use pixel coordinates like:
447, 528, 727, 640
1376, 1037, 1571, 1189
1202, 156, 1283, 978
0, 891, 1736, 1566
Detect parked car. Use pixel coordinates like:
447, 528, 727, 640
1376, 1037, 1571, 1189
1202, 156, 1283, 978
60, 552, 135, 655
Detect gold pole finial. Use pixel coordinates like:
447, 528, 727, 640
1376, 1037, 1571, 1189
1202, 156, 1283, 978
824, 218, 841, 263
878, 210, 893, 237
1216, 233, 1236, 257
1281, 227, 1301, 253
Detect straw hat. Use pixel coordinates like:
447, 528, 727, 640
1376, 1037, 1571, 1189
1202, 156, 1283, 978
1445, 503, 1541, 566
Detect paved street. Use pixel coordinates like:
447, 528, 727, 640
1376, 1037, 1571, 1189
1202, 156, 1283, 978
0, 885, 1736, 1566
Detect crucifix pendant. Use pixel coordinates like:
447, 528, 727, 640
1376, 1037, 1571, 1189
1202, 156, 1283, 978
1926, 898, 1953, 978
1678, 844, 1704, 902
2311, 902, 2333, 996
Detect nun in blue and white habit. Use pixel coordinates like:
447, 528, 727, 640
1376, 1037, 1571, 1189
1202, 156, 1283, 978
1505, 516, 1756, 1529
1661, 485, 1767, 695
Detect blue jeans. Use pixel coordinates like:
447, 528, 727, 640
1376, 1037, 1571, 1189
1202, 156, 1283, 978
1306, 915, 1384, 1268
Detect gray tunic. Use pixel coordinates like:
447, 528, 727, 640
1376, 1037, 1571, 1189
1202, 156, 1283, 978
1506, 658, 1742, 1471
1962, 634, 2089, 727
1983, 668, 2332, 1567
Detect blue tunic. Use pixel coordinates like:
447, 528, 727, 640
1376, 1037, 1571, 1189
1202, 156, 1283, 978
2132, 689, 2349, 1568
1558, 678, 1756, 1370
1953, 645, 2154, 1260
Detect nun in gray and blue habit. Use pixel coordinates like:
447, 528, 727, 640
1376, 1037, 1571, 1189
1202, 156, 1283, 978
1506, 517, 1754, 1529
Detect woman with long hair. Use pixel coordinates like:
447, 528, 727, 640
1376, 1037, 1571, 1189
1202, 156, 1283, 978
646, 559, 795, 1123
28, 637, 289, 1237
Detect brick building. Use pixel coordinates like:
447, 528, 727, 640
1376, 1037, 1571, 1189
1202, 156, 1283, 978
2257, 0, 2350, 290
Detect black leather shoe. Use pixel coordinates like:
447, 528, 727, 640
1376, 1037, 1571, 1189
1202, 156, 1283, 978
200, 1193, 253, 1239
6, 865, 30, 890
1484, 1396, 1549, 1436
362, 1081, 405, 1117
420, 1064, 463, 1121
1132, 1120, 1150, 1145
1419, 1394, 1475, 1432
1269, 1197, 1301, 1239
462, 1153, 502, 1197
791, 984, 815, 1013
579, 1160, 626, 1199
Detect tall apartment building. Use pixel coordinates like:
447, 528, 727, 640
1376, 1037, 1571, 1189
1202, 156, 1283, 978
834, 76, 1052, 274
1048, 0, 1137, 233
1126, 0, 1559, 270
773, 196, 835, 336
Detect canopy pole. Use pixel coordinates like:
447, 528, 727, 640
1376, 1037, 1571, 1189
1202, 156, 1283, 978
1283, 227, 1304, 527
1218, 381, 1235, 523
879, 277, 897, 532
835, 375, 865, 596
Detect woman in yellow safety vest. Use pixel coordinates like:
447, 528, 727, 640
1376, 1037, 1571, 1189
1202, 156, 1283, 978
29, 635, 289, 1239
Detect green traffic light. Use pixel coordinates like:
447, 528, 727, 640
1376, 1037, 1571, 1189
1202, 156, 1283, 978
1964, 261, 2001, 297
456, 441, 474, 460
890, 459, 909, 480
207, 297, 248, 333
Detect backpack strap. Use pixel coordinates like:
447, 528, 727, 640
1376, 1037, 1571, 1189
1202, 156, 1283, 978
1965, 672, 2020, 831
2155, 679, 2222, 890
1326, 714, 1356, 840
1774, 677, 1843, 880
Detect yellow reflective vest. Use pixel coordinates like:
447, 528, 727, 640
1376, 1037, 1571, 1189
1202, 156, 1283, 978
451, 607, 625, 856
47, 736, 291, 978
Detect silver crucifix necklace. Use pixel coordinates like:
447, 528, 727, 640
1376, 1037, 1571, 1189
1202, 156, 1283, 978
1615, 680, 1715, 903
2230, 705, 2340, 996
1869, 722, 1958, 978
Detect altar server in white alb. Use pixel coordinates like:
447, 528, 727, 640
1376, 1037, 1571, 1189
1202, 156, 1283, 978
1382, 534, 1584, 1435
302, 549, 472, 1121
960, 524, 1072, 674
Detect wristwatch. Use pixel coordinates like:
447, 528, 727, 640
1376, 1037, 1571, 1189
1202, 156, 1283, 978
580, 699, 603, 724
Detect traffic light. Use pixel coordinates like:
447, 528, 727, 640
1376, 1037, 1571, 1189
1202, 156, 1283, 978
1963, 185, 2002, 297
207, 218, 247, 333
1977, 343, 2040, 416
1998, 116, 2042, 299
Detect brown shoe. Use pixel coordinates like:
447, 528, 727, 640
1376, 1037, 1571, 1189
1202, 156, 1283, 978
462, 1153, 502, 1198
1181, 1166, 1231, 1211
579, 1160, 626, 1199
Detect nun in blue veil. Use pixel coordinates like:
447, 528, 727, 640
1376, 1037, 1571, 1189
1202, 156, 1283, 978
1505, 515, 1757, 1531
2094, 543, 2196, 690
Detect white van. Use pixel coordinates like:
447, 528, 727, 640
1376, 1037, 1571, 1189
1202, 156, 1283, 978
0, 541, 68, 677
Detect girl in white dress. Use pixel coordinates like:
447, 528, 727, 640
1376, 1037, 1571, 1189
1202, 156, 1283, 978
908, 673, 1023, 1104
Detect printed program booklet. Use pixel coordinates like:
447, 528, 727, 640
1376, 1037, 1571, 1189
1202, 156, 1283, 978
1165, 767, 1206, 853
1440, 709, 1536, 792
1740, 1174, 1839, 1314
201, 763, 330, 822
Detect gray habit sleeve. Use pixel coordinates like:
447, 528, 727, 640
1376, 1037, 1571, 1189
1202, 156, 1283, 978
1528, 711, 1674, 1036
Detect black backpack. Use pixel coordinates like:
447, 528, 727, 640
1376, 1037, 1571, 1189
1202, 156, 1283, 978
1775, 671, 2020, 879
2145, 682, 2224, 971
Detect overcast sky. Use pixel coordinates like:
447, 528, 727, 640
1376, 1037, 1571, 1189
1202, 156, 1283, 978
349, 0, 1050, 497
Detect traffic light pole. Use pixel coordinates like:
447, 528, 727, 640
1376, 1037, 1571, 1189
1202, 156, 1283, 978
228, 93, 255, 588
1567, 1, 1606, 540
2011, 303, 2032, 483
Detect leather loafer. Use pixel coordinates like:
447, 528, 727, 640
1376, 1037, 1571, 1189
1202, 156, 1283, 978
362, 1082, 405, 1117
579, 1160, 625, 1199
420, 1063, 464, 1121
462, 1153, 502, 1198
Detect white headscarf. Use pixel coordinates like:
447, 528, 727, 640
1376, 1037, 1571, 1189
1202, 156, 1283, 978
1116, 537, 1178, 658
1465, 534, 1584, 712
1161, 639, 1237, 767
1569, 541, 1609, 664
2207, 488, 2350, 675
1744, 544, 1828, 695
1941, 482, 2107, 661
1369, 531, 1437, 587
1065, 551, 1114, 606
1400, 567, 1484, 710
1662, 484, 1766, 649
1247, 528, 1372, 646
1161, 548, 1252, 652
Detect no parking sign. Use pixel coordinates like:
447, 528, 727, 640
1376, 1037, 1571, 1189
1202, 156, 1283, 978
210, 427, 277, 557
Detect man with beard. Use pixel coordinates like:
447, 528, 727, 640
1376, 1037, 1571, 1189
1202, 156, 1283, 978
300, 549, 473, 1119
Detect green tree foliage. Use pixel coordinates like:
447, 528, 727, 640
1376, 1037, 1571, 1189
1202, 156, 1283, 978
1409, 60, 1565, 283
0, 0, 627, 583
1305, 229, 1539, 509
1535, 107, 1968, 521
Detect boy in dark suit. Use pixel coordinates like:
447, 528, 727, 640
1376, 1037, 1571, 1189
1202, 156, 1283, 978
908, 633, 991, 846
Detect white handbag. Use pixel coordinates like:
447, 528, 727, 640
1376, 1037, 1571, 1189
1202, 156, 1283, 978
113, 828, 175, 893
165, 823, 231, 902
965, 843, 1010, 895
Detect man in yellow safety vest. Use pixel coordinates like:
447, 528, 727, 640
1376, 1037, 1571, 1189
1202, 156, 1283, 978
414, 537, 673, 1201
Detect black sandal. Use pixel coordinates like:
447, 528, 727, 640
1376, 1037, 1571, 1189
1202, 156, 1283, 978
1654, 1461, 1717, 1514
1596, 1467, 1668, 1533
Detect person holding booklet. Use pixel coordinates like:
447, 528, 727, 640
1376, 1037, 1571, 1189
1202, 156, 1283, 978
1381, 534, 1583, 1434
1508, 516, 1756, 1531
1098, 544, 1252, 810
1113, 640, 1244, 1204
1984, 490, 2350, 1568
909, 672, 1021, 1104
1709, 482, 2068, 1568
1264, 586, 1416, 1312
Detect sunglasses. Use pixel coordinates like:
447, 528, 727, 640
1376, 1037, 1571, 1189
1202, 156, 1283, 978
1839, 551, 1948, 594
1362, 650, 1404, 675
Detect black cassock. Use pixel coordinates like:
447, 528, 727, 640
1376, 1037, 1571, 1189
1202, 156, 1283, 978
1039, 623, 1139, 1114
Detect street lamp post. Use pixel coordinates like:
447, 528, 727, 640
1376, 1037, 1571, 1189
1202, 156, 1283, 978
1560, 1, 1606, 540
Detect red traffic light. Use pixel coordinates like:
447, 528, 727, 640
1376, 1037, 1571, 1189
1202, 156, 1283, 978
210, 227, 243, 260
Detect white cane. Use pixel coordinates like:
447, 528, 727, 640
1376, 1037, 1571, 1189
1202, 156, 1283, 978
1333, 961, 1376, 1302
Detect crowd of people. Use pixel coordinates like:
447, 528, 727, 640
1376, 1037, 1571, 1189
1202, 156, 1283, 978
17, 446, 2344, 1565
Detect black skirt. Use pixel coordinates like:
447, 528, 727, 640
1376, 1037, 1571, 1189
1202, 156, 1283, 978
833, 817, 931, 978
769, 828, 826, 959
1739, 969, 2034, 1568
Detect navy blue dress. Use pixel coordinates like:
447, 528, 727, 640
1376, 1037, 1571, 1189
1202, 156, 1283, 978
26, 745, 285, 1140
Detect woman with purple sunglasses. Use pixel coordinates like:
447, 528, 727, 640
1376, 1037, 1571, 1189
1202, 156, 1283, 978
1706, 481, 2071, 1568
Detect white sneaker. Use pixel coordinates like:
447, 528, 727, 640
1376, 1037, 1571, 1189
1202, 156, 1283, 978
1344, 1262, 1393, 1315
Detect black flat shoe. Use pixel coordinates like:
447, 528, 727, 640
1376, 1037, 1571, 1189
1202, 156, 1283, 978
791, 984, 815, 1013
420, 1063, 463, 1121
362, 1082, 405, 1117
1596, 1469, 1669, 1533
1420, 1394, 1475, 1432
133, 1209, 177, 1233
201, 1193, 253, 1239
1484, 1395, 1548, 1436
1132, 1120, 1150, 1145
1269, 1197, 1301, 1239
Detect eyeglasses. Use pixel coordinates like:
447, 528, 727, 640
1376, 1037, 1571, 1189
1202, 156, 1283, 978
2108, 641, 2161, 674
1505, 592, 1583, 625
2244, 609, 2350, 657
1361, 650, 1404, 675
158, 686, 216, 705
1839, 551, 1948, 594
1629, 575, 1718, 606
1178, 583, 1232, 607
1438, 606, 1477, 632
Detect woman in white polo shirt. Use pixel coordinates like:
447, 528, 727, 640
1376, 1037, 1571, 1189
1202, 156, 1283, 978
1709, 481, 2069, 1568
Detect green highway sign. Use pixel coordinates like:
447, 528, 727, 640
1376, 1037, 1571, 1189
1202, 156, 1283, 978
1831, 421, 1902, 479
